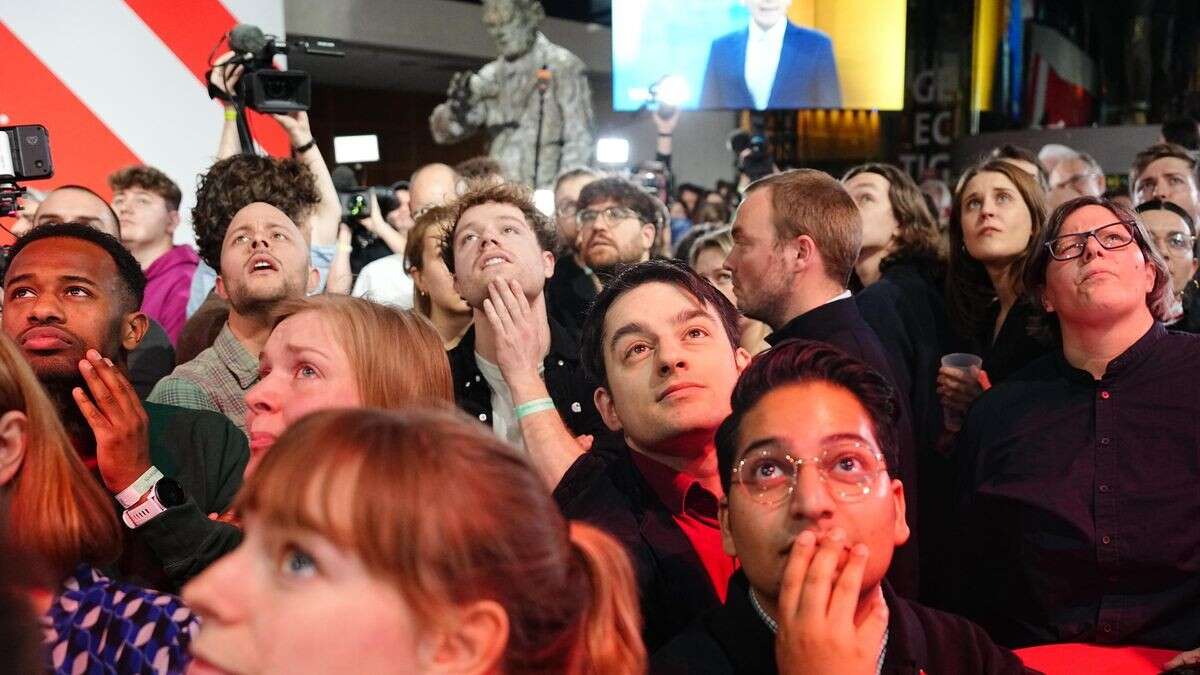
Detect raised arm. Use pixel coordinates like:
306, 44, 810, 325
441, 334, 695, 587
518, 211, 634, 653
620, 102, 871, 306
273, 111, 339, 247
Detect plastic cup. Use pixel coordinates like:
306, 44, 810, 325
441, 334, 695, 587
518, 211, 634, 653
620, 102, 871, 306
940, 353, 983, 432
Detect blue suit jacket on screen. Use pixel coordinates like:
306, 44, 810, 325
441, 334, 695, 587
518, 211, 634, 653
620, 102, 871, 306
699, 21, 842, 109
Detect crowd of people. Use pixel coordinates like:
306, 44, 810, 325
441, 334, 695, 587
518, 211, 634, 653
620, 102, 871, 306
4, 73, 1200, 674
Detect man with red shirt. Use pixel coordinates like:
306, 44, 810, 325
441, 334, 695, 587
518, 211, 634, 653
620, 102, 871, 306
552, 258, 751, 651
109, 166, 199, 345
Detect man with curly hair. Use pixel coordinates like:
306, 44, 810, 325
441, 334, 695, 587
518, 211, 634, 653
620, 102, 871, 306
149, 155, 319, 432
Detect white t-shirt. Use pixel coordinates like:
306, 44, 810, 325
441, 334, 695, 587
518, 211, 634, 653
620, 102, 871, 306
352, 254, 414, 309
474, 352, 547, 452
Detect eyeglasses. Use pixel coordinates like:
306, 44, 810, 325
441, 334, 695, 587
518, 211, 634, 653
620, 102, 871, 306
576, 206, 640, 227
1051, 172, 1100, 193
1151, 231, 1196, 252
556, 202, 578, 218
731, 442, 888, 506
1045, 221, 1136, 261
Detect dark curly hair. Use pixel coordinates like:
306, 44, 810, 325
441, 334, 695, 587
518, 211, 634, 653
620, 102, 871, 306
191, 154, 320, 271
441, 182, 557, 273
5, 222, 146, 315
715, 339, 899, 495
577, 177, 664, 231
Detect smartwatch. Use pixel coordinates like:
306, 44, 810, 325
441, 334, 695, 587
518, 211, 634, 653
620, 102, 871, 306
122, 477, 187, 529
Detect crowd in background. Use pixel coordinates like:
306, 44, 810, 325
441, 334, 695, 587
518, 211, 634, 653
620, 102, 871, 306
5, 61, 1200, 674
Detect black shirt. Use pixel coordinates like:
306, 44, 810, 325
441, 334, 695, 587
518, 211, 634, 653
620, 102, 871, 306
766, 297, 920, 599
554, 441, 721, 652
971, 299, 1054, 385
544, 254, 596, 339
651, 571, 1033, 674
954, 323, 1200, 649
445, 317, 609, 440
857, 260, 951, 455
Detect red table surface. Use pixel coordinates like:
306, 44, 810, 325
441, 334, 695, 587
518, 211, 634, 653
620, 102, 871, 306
1015, 643, 1180, 674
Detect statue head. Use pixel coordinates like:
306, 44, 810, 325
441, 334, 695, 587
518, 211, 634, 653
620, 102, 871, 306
482, 0, 544, 60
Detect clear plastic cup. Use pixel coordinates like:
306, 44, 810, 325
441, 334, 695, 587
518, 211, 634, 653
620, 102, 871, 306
940, 353, 983, 432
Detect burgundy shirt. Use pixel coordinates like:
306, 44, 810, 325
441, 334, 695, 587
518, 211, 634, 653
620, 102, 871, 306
142, 245, 199, 345
629, 451, 736, 602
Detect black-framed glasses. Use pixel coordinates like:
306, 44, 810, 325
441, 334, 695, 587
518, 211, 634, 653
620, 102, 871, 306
576, 206, 640, 227
730, 441, 888, 506
1045, 221, 1137, 261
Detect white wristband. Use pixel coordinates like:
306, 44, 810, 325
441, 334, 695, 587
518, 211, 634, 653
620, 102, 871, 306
115, 466, 163, 509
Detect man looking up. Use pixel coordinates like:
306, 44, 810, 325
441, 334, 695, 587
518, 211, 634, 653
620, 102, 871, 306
441, 182, 607, 452
150, 155, 319, 433
109, 166, 199, 344
726, 168, 920, 597
1131, 143, 1200, 219
2, 223, 247, 589
652, 339, 1027, 674
1046, 152, 1105, 212
553, 259, 751, 650
575, 176, 661, 287
23, 184, 174, 397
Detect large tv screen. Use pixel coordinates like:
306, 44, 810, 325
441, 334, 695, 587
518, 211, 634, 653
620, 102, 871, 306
612, 0, 906, 111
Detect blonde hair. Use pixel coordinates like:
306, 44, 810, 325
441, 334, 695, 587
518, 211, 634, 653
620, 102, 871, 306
273, 295, 454, 408
0, 334, 120, 581
237, 408, 646, 674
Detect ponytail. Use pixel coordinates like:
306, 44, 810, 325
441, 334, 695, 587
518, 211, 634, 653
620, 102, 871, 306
565, 522, 646, 675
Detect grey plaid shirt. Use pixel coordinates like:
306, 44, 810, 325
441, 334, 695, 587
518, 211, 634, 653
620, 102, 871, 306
148, 323, 257, 433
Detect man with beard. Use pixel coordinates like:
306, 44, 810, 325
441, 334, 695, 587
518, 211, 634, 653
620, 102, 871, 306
575, 177, 660, 288
2, 223, 247, 589
150, 155, 320, 433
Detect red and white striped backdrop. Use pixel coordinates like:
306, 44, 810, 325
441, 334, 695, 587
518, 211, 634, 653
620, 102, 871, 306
0, 0, 290, 244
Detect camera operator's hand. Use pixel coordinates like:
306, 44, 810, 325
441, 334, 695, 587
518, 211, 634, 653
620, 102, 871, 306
209, 50, 244, 98
270, 110, 314, 149
360, 191, 407, 255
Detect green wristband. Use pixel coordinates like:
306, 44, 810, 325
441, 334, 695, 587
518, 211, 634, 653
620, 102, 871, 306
515, 397, 557, 420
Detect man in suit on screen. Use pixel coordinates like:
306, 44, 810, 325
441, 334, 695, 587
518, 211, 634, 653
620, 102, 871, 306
699, 0, 842, 110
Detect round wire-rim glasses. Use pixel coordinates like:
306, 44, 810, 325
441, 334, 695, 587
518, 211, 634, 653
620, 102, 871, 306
730, 442, 889, 506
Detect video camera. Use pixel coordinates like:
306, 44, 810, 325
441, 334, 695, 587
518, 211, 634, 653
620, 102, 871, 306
728, 130, 774, 182
0, 124, 53, 218
209, 25, 344, 115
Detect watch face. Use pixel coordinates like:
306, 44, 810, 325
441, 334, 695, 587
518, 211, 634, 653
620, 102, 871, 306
155, 478, 187, 508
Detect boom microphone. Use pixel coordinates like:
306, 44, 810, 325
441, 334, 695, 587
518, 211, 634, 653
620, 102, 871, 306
229, 24, 268, 58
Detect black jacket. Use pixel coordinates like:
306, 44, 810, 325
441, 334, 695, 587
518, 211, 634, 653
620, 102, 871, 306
545, 255, 597, 340
651, 571, 1035, 674
766, 297, 920, 599
446, 318, 608, 439
554, 441, 721, 652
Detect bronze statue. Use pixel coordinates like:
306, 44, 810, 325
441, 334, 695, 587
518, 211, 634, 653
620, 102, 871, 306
430, 0, 595, 188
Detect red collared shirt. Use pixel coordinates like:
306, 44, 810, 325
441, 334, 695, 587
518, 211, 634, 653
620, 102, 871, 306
630, 451, 737, 601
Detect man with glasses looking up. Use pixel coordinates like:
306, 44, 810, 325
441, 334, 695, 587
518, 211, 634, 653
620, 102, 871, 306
1046, 152, 1105, 211
652, 339, 1027, 674
575, 177, 662, 287
952, 195, 1200, 650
